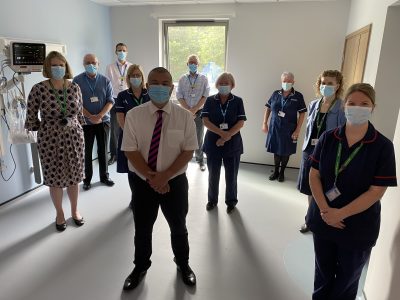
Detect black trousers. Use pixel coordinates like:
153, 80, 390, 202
312, 234, 371, 300
131, 173, 190, 271
83, 123, 109, 183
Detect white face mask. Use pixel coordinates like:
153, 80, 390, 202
345, 106, 372, 125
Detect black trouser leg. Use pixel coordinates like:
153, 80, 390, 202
83, 125, 96, 184
280, 155, 290, 176
96, 122, 109, 180
206, 154, 223, 204
274, 154, 281, 174
109, 106, 118, 157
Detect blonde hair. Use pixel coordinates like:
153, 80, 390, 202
126, 64, 145, 90
315, 70, 344, 98
42, 51, 73, 79
344, 83, 376, 107
215, 72, 235, 88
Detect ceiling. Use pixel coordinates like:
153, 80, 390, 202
90, 0, 336, 6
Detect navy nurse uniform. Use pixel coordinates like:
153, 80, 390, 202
265, 89, 307, 155
201, 93, 246, 207
307, 123, 397, 300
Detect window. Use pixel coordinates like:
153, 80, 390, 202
163, 20, 228, 99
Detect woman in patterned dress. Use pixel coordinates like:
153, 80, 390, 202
25, 51, 85, 232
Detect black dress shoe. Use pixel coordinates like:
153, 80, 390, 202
177, 265, 196, 286
227, 205, 235, 214
73, 217, 85, 227
269, 172, 279, 181
108, 156, 116, 166
299, 223, 310, 233
55, 219, 67, 232
83, 182, 91, 191
100, 178, 115, 186
123, 269, 147, 291
206, 202, 216, 211
278, 173, 285, 182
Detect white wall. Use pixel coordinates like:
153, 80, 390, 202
0, 0, 113, 204
110, 0, 351, 167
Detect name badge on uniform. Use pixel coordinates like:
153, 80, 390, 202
190, 93, 196, 98
311, 138, 319, 146
219, 123, 228, 130
325, 185, 341, 202
90, 96, 99, 103
278, 111, 285, 117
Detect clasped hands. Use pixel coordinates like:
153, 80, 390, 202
147, 171, 170, 194
88, 114, 103, 124
216, 131, 232, 147
320, 207, 346, 229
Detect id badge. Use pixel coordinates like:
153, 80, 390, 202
190, 93, 196, 98
311, 138, 319, 146
90, 96, 99, 103
325, 185, 341, 202
219, 123, 228, 130
278, 111, 285, 117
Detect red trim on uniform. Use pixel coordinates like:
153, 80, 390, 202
310, 155, 319, 163
362, 129, 378, 144
374, 175, 397, 179
333, 127, 343, 141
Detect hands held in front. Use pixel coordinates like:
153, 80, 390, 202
89, 114, 103, 124
147, 171, 170, 194
320, 207, 346, 229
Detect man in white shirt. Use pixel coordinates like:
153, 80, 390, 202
105, 43, 132, 165
121, 67, 198, 290
176, 54, 210, 171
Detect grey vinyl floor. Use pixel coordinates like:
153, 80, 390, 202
0, 161, 365, 300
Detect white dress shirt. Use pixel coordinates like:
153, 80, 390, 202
105, 60, 132, 98
121, 100, 198, 180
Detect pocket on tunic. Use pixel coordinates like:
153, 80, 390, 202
167, 129, 184, 148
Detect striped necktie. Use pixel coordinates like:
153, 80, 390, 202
148, 110, 163, 171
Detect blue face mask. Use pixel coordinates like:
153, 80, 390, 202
320, 85, 335, 97
282, 82, 293, 91
51, 66, 65, 80
117, 51, 127, 61
188, 64, 197, 73
130, 77, 142, 88
85, 64, 97, 75
345, 106, 372, 125
148, 85, 171, 104
218, 85, 231, 96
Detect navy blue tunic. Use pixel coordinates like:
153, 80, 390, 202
201, 93, 247, 157
306, 122, 397, 250
115, 88, 150, 173
265, 89, 307, 156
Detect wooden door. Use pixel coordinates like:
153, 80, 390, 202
341, 24, 372, 92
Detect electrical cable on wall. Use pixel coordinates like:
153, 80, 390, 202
0, 114, 17, 181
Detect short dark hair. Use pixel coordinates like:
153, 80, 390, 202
148, 67, 172, 83
115, 43, 127, 52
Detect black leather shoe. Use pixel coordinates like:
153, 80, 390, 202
123, 269, 147, 291
177, 265, 196, 286
100, 178, 115, 186
108, 156, 116, 166
299, 223, 310, 233
206, 202, 216, 211
83, 182, 91, 191
73, 217, 85, 227
227, 205, 235, 214
278, 173, 285, 182
55, 219, 67, 232
269, 172, 279, 181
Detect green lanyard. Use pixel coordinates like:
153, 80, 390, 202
316, 98, 336, 138
49, 80, 67, 116
334, 142, 364, 182
132, 95, 143, 107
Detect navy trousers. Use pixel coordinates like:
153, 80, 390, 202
312, 234, 372, 300
206, 153, 240, 206
131, 173, 189, 271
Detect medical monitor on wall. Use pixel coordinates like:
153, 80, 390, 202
10, 42, 46, 73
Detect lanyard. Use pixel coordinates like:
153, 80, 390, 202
219, 100, 230, 123
49, 80, 67, 116
85, 75, 98, 96
280, 96, 289, 112
334, 142, 364, 182
316, 98, 336, 137
132, 94, 143, 107
187, 74, 198, 89
116, 62, 127, 77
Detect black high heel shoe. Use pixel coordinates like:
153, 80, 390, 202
73, 217, 85, 226
55, 219, 67, 232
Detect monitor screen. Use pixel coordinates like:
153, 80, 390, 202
12, 42, 46, 66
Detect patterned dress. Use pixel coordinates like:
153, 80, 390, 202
25, 81, 85, 188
